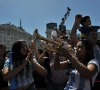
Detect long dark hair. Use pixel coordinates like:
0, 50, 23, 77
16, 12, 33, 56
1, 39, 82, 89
79, 40, 94, 65
11, 40, 29, 75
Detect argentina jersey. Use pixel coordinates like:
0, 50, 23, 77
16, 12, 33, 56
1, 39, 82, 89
64, 69, 91, 90
64, 59, 99, 90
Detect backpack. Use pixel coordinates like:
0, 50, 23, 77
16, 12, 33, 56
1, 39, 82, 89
90, 72, 100, 90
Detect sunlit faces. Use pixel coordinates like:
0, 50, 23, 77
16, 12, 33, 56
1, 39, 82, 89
76, 41, 87, 60
0, 45, 6, 55
20, 42, 28, 55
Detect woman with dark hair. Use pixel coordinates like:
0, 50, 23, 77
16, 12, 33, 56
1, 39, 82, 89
0, 44, 8, 90
3, 40, 46, 90
54, 40, 99, 90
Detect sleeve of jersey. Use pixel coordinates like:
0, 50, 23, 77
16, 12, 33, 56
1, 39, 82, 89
88, 59, 100, 72
3, 59, 10, 68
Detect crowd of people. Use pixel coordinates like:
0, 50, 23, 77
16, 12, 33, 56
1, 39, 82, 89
0, 14, 100, 90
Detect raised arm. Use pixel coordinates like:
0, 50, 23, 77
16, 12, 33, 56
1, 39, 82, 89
60, 48, 98, 79
30, 41, 41, 60
38, 50, 47, 64
54, 52, 69, 70
29, 49, 46, 76
70, 14, 82, 46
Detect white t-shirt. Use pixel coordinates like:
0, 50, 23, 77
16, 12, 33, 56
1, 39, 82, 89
64, 59, 99, 90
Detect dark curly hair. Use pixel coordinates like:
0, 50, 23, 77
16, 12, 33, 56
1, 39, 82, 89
11, 40, 29, 75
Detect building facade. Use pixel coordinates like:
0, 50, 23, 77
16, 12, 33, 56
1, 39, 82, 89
45, 22, 73, 39
45, 22, 57, 39
0, 23, 32, 50
59, 25, 66, 31
45, 22, 100, 41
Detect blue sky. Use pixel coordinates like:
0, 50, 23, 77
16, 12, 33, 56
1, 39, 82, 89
0, 0, 100, 37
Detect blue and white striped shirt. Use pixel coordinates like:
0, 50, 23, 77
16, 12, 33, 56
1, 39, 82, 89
64, 59, 99, 90
3, 58, 39, 89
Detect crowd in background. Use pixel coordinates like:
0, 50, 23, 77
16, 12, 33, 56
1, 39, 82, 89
0, 14, 100, 90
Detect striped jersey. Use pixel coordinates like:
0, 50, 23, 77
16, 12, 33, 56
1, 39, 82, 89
64, 59, 99, 90
3, 58, 39, 89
